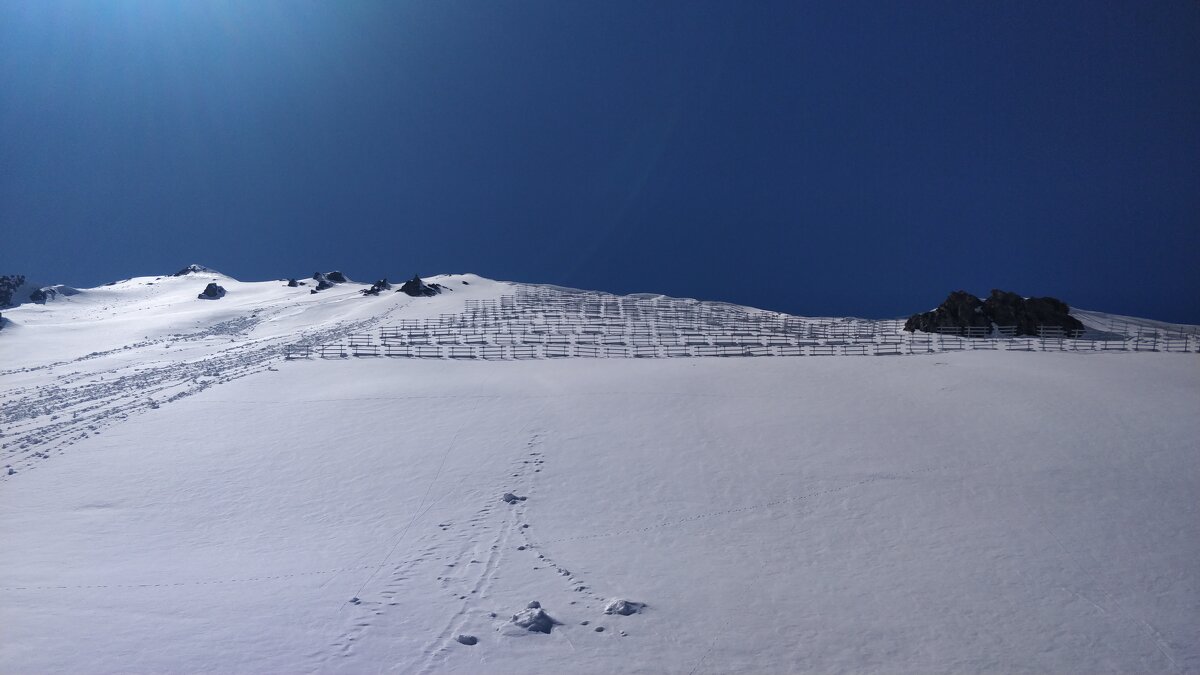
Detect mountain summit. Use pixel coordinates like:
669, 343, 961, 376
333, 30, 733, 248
172, 264, 218, 277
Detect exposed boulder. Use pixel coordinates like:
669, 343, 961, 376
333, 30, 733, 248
398, 274, 444, 297
197, 283, 226, 300
286, 278, 299, 287
360, 278, 392, 296
905, 289, 1084, 337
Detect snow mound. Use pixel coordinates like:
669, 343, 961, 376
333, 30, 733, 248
604, 599, 646, 616
29, 285, 82, 304
510, 605, 559, 634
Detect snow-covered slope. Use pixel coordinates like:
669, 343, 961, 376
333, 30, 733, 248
2, 270, 1198, 673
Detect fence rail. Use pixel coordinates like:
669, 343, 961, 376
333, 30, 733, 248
287, 337, 1199, 360
286, 284, 1199, 362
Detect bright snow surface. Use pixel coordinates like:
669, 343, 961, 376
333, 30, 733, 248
2, 271, 1198, 673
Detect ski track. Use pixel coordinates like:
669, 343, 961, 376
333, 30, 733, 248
0, 314, 388, 483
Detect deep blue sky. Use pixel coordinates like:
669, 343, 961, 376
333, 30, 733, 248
2, 1, 1198, 321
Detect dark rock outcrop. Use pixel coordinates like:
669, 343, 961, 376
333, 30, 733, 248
0, 275, 26, 308
197, 283, 226, 300
286, 278, 299, 287
983, 290, 1083, 336
905, 289, 1084, 337
360, 278, 392, 296
980, 290, 1023, 328
904, 291, 990, 335
311, 271, 349, 292
312, 273, 335, 291
398, 274, 444, 297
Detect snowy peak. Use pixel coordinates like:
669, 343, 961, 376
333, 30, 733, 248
171, 264, 219, 277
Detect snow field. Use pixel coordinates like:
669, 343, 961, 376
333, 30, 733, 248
3, 352, 1198, 673
2, 272, 1198, 673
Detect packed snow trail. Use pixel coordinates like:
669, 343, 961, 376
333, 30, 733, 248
1, 316, 390, 481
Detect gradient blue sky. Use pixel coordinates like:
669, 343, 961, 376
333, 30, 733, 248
2, 1, 1198, 321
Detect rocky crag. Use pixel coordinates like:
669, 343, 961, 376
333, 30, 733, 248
905, 289, 1084, 337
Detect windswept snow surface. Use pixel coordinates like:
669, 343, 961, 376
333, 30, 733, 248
2, 272, 1198, 673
